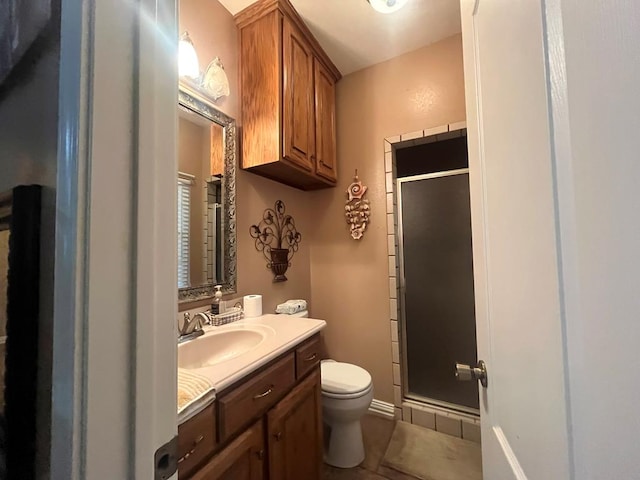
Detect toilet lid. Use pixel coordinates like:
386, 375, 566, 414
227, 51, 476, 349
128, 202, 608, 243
321, 362, 372, 395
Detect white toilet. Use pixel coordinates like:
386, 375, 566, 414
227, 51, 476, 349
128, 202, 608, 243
276, 309, 373, 468
321, 361, 373, 468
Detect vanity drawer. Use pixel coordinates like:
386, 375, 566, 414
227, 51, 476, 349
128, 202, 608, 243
178, 403, 217, 478
296, 334, 321, 378
218, 353, 295, 441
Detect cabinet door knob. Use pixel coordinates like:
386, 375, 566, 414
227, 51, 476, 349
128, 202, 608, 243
256, 449, 265, 460
274, 432, 282, 441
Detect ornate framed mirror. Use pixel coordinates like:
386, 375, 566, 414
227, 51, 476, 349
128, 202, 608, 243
177, 82, 237, 304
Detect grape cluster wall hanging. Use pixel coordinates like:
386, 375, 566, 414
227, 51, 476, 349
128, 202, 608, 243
345, 170, 370, 240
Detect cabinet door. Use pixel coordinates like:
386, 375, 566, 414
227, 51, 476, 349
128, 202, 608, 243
282, 17, 314, 172
267, 368, 322, 480
190, 421, 265, 480
177, 404, 217, 478
314, 59, 337, 182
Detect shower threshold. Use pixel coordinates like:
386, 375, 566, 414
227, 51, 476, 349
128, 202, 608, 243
404, 392, 480, 417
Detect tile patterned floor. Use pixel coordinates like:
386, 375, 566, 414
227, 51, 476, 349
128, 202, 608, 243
324, 415, 482, 480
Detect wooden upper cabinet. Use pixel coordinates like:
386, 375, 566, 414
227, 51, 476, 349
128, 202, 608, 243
283, 19, 314, 172
236, 0, 341, 190
314, 59, 337, 182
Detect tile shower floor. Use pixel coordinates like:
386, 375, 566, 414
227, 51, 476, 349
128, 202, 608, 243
324, 415, 482, 480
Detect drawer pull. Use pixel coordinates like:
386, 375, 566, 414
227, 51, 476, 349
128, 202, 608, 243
177, 434, 204, 464
304, 353, 318, 362
253, 385, 274, 400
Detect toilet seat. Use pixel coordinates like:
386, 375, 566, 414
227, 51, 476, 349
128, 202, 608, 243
321, 362, 372, 399
322, 383, 373, 400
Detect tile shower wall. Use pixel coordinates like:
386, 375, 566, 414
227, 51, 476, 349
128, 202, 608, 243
385, 123, 480, 444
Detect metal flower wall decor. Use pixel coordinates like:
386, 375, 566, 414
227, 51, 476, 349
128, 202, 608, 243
345, 170, 371, 240
249, 200, 302, 282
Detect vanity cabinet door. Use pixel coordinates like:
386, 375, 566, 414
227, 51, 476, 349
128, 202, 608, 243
282, 17, 315, 173
177, 404, 217, 478
266, 368, 322, 480
190, 420, 265, 480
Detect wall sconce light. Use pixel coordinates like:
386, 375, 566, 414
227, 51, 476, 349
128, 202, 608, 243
367, 0, 409, 14
179, 32, 200, 79
202, 58, 230, 101
178, 31, 231, 100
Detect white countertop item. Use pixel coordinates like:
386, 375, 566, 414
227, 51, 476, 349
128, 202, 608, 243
275, 299, 308, 315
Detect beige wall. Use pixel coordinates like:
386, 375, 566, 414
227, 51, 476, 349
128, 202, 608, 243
180, 0, 312, 314
236, 172, 312, 314
309, 35, 466, 404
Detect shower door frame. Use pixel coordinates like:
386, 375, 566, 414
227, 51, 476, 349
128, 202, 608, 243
396, 168, 480, 416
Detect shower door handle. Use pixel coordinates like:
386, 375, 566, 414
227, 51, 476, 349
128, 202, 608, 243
455, 360, 488, 388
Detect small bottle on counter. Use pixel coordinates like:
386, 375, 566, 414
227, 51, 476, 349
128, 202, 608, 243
211, 285, 224, 315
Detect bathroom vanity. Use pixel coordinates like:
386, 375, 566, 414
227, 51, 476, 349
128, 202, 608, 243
177, 315, 325, 479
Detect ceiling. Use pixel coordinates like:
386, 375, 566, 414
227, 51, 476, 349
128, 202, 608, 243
218, 0, 462, 75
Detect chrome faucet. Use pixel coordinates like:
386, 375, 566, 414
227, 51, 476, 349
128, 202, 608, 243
179, 312, 209, 343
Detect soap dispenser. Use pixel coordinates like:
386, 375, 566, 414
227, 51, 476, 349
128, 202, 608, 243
211, 285, 224, 315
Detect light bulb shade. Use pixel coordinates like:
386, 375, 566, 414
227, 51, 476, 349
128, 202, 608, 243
179, 32, 200, 79
367, 0, 409, 14
201, 58, 230, 100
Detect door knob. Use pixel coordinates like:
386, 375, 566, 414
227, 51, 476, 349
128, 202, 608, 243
455, 360, 488, 388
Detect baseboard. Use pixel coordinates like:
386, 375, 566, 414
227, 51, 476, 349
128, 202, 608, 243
368, 399, 396, 419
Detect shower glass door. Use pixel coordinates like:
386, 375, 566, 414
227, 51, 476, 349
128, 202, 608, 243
397, 169, 479, 412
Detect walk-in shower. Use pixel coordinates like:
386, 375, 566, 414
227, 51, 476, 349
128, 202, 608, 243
395, 134, 479, 414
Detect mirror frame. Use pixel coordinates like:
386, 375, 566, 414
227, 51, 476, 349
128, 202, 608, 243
177, 82, 237, 303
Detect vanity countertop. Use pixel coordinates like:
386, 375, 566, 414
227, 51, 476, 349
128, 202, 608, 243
177, 314, 326, 423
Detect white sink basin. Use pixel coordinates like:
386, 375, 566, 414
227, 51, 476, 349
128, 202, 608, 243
178, 325, 273, 369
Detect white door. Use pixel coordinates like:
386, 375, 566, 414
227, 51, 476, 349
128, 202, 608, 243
460, 1, 571, 478
51, 1, 178, 478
